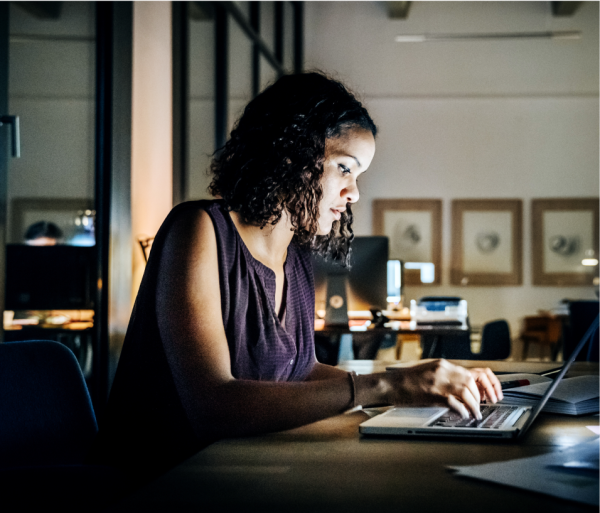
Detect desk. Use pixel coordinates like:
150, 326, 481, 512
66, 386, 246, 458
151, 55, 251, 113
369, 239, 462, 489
108, 363, 599, 513
315, 323, 470, 363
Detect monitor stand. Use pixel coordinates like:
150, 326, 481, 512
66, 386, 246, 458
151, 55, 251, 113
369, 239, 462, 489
324, 274, 349, 328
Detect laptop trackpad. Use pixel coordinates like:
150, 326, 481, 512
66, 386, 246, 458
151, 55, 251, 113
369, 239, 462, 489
380, 407, 448, 427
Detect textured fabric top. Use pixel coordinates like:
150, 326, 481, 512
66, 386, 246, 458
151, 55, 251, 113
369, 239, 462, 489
204, 199, 316, 382
87, 200, 316, 486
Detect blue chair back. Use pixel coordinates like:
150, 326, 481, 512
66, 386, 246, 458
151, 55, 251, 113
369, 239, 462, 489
0, 340, 98, 467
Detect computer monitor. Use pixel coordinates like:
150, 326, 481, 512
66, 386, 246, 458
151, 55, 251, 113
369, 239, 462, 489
313, 236, 389, 327
5, 244, 96, 310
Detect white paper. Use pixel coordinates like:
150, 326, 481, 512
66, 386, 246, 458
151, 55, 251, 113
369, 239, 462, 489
449, 438, 599, 506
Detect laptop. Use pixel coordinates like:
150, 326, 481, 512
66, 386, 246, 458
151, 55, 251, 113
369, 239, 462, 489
359, 315, 598, 440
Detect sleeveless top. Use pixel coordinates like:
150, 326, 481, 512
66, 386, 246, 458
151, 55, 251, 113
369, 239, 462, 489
87, 200, 316, 486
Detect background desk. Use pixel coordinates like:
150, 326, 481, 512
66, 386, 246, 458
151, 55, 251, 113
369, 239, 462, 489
315, 323, 469, 363
108, 362, 599, 513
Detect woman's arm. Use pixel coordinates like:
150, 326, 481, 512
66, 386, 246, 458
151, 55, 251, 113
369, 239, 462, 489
156, 210, 499, 440
156, 209, 359, 439
304, 362, 349, 381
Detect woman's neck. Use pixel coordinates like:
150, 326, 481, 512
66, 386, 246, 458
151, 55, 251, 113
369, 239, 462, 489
229, 210, 294, 270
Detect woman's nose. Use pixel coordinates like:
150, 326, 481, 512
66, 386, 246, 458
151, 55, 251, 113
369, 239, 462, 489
343, 180, 359, 204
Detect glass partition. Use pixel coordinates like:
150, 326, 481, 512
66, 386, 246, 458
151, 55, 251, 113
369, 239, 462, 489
181, 1, 301, 202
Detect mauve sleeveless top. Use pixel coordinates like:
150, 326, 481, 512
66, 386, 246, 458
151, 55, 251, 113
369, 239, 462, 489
88, 200, 316, 485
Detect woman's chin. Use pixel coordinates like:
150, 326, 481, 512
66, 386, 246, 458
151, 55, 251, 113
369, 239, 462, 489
316, 224, 332, 236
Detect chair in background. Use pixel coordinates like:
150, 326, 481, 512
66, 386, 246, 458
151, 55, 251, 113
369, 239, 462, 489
565, 301, 599, 361
0, 340, 124, 512
519, 314, 563, 361
474, 319, 511, 360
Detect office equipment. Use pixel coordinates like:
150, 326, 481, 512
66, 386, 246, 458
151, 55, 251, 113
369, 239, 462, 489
5, 244, 96, 310
411, 296, 467, 326
386, 259, 403, 304
360, 315, 599, 438
413, 296, 471, 359
313, 236, 388, 327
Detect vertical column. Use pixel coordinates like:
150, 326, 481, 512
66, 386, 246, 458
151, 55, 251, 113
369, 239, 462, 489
215, 4, 228, 151
293, 2, 304, 74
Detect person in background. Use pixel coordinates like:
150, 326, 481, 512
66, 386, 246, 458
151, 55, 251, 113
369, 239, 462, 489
88, 71, 503, 489
24, 221, 63, 246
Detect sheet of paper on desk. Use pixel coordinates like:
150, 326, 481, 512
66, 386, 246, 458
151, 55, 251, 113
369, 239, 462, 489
449, 438, 599, 506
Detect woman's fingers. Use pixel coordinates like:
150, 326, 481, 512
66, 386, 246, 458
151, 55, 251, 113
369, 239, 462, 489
447, 394, 470, 420
473, 372, 496, 403
464, 373, 481, 405
470, 368, 503, 403
457, 380, 481, 419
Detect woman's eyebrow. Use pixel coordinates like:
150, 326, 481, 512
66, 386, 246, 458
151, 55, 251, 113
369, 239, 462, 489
338, 152, 361, 168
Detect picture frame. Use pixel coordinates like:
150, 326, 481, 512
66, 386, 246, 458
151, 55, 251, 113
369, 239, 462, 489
11, 197, 94, 244
531, 198, 599, 286
372, 199, 442, 285
451, 199, 522, 286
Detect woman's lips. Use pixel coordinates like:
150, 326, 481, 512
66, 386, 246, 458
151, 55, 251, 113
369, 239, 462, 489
331, 208, 342, 221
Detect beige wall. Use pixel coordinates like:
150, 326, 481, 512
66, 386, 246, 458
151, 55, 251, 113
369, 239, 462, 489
305, 1, 599, 352
131, 1, 173, 300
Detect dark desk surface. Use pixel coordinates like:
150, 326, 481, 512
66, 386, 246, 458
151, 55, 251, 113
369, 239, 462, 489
108, 362, 599, 513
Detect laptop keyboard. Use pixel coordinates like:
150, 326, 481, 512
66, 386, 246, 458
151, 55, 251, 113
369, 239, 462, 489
431, 405, 519, 429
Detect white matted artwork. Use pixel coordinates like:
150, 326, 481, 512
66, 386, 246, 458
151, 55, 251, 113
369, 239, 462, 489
451, 199, 522, 286
383, 210, 433, 263
532, 198, 599, 286
544, 211, 593, 274
373, 199, 441, 285
462, 211, 512, 274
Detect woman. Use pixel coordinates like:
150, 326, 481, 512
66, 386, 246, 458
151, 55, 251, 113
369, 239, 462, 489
88, 72, 502, 487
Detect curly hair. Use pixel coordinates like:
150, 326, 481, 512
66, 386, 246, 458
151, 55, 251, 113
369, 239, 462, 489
208, 71, 377, 266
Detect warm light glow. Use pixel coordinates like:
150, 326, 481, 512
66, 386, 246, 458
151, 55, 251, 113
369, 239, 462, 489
394, 31, 581, 43
582, 258, 599, 266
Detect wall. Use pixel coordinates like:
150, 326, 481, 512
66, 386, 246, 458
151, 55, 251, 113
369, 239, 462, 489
305, 1, 599, 351
131, 1, 173, 299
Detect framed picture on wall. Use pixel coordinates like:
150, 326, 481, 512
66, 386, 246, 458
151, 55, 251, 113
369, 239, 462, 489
451, 199, 522, 286
532, 198, 599, 286
372, 199, 442, 285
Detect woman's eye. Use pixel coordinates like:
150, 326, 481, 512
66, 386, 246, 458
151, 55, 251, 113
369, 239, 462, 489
339, 164, 351, 175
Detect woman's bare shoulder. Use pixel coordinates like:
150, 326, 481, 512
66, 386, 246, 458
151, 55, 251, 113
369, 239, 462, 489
161, 203, 217, 256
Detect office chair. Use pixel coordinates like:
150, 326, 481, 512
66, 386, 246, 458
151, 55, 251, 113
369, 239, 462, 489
0, 340, 124, 512
475, 319, 511, 360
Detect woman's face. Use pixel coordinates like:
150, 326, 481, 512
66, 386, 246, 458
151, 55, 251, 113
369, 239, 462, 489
317, 128, 376, 236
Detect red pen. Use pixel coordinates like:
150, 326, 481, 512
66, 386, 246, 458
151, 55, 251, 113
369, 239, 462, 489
501, 379, 530, 390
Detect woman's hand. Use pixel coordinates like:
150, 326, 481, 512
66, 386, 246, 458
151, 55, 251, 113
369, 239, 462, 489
468, 367, 504, 404
374, 359, 501, 420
